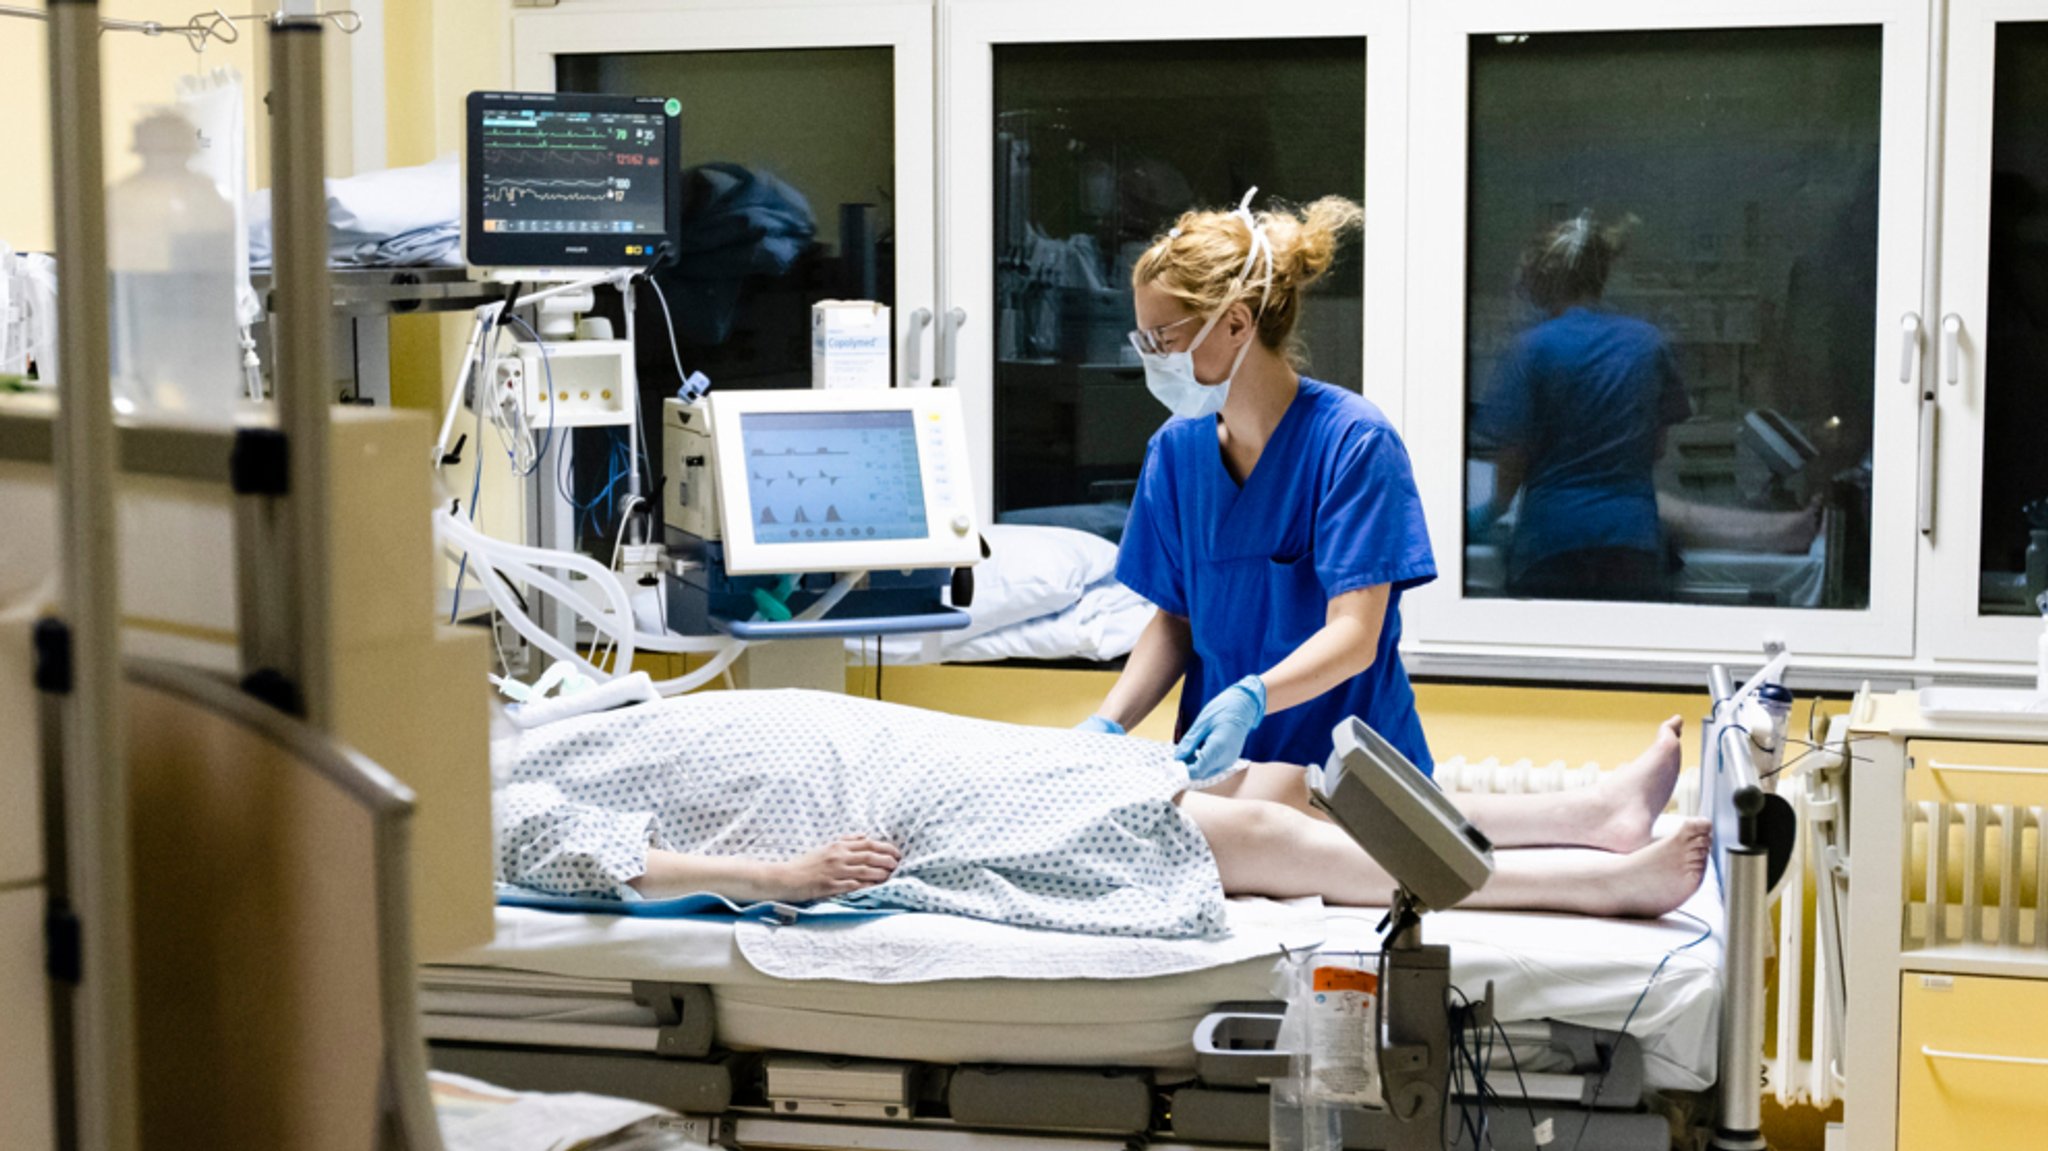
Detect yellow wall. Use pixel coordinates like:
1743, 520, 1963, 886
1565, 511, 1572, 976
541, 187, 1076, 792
384, 1, 519, 554
0, 1, 262, 251
1, 0, 367, 250
867, 662, 1714, 769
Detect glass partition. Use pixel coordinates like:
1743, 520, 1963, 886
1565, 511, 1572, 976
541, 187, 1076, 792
1975, 22, 2048, 618
556, 48, 897, 551
1461, 27, 1882, 609
990, 38, 1365, 536
559, 48, 897, 395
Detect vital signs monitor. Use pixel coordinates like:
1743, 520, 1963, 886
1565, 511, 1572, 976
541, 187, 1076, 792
463, 90, 682, 272
703, 388, 983, 577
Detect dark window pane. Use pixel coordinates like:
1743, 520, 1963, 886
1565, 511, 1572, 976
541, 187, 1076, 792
992, 39, 1365, 532
557, 48, 895, 552
1979, 23, 2048, 617
560, 48, 896, 394
1462, 27, 1881, 609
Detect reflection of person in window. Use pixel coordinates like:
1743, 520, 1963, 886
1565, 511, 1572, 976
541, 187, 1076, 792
1473, 213, 1689, 601
1473, 216, 1820, 600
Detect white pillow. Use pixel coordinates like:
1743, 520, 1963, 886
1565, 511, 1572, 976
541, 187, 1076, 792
852, 577, 1155, 666
950, 523, 1119, 639
952, 579, 1153, 664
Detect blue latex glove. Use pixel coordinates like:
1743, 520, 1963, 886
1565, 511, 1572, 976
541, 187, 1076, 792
1075, 714, 1125, 736
1174, 675, 1267, 782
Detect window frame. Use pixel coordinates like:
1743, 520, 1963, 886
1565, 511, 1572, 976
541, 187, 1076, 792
1399, 0, 1934, 665
940, 0, 1408, 526
1920, 0, 2048, 664
509, 0, 940, 392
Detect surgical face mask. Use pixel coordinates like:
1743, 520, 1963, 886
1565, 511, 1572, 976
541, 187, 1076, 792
1131, 188, 1275, 420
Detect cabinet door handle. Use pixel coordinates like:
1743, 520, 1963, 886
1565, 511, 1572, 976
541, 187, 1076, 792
1899, 312, 1921, 386
904, 307, 934, 386
1923, 1045, 2048, 1068
1917, 394, 1938, 538
938, 306, 968, 387
1927, 761, 2048, 777
1941, 314, 1964, 387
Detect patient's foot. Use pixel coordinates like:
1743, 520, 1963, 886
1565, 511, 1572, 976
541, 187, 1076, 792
1584, 716, 1684, 852
1591, 819, 1710, 918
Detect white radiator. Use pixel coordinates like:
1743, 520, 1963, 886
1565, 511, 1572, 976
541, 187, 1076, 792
1433, 756, 1703, 817
1905, 800, 2047, 952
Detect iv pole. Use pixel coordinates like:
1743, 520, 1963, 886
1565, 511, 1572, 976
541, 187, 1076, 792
42, 2, 136, 1149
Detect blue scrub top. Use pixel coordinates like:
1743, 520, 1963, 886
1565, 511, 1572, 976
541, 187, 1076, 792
1117, 379, 1438, 773
1474, 307, 1691, 579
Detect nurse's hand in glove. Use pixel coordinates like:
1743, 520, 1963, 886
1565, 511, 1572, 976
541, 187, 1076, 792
1075, 714, 1125, 735
1174, 675, 1268, 783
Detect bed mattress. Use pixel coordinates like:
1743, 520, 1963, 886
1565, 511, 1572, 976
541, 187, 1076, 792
423, 883, 1722, 1092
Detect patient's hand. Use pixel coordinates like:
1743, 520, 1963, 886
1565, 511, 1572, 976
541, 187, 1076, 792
769, 835, 902, 902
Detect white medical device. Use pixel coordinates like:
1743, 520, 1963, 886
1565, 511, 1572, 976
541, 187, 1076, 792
696, 387, 981, 577
490, 332, 635, 429
1309, 718, 1495, 913
1303, 718, 1495, 1149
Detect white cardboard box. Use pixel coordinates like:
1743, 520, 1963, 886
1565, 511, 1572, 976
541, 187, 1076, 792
811, 300, 891, 390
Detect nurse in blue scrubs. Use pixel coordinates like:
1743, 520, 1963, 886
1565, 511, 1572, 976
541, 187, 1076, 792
1076, 190, 1438, 782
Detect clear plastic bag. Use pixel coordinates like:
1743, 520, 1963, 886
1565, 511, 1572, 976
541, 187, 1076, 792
1302, 950, 1385, 1110
1269, 942, 1384, 1146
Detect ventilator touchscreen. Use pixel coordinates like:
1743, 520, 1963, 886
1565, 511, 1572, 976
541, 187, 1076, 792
738, 410, 929, 546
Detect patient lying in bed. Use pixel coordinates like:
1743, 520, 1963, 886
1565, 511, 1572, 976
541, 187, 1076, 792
495, 690, 1706, 939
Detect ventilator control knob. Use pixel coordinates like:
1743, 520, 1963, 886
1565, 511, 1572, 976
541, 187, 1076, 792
951, 514, 972, 536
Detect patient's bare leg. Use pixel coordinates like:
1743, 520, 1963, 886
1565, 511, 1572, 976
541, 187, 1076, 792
1178, 791, 1709, 918
1203, 716, 1685, 853
1453, 715, 1685, 852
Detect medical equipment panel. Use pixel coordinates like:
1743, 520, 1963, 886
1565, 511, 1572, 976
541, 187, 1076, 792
663, 399, 720, 541
1310, 717, 1496, 913
463, 91, 682, 272
492, 337, 634, 428
703, 387, 982, 576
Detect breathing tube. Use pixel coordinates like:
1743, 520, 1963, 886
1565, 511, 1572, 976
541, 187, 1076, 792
434, 509, 861, 696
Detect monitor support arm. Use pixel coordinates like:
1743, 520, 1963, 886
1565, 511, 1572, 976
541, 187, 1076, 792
1376, 886, 1460, 1151
1306, 719, 1498, 1150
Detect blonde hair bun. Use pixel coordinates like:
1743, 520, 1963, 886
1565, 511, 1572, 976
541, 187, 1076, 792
1133, 194, 1363, 361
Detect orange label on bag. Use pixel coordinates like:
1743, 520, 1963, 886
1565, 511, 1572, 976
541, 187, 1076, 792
1312, 967, 1378, 994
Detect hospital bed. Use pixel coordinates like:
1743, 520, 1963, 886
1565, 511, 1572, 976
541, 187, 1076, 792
418, 834, 1726, 1150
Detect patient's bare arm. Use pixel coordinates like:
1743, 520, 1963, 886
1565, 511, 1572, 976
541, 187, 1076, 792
628, 835, 901, 903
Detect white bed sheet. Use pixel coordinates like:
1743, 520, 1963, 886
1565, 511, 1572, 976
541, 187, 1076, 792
427, 882, 1721, 1091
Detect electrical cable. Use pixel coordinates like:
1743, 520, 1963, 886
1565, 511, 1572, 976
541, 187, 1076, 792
502, 310, 559, 479
1563, 908, 1716, 1151
447, 377, 489, 625
646, 275, 692, 394
592, 494, 648, 675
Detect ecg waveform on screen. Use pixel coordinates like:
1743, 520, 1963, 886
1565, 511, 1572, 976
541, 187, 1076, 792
485, 178, 628, 207
481, 125, 611, 152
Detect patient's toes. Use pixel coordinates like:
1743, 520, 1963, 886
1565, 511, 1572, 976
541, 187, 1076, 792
1592, 718, 1686, 852
1615, 820, 1709, 918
